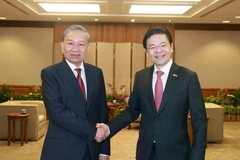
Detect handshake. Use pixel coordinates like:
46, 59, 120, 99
95, 123, 110, 142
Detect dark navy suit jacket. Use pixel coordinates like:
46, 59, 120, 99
40, 60, 110, 160
108, 62, 207, 160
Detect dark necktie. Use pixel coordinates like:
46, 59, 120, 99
75, 68, 86, 100
155, 71, 164, 112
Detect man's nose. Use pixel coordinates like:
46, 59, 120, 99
72, 44, 80, 51
156, 45, 163, 52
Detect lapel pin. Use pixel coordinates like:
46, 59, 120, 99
173, 74, 178, 77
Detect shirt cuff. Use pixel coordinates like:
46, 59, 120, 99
100, 154, 109, 156
107, 125, 110, 136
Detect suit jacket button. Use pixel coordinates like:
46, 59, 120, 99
155, 118, 159, 121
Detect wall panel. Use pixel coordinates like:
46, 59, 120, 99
54, 23, 71, 42
81, 24, 102, 42
146, 56, 153, 67
2, 21, 240, 91
131, 43, 146, 91
84, 42, 97, 66
97, 42, 114, 87
54, 23, 175, 44
115, 43, 131, 94
102, 24, 127, 42
126, 24, 150, 43
0, 27, 53, 85
53, 42, 63, 64
175, 30, 240, 88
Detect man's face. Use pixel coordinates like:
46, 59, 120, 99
61, 30, 89, 66
146, 34, 173, 69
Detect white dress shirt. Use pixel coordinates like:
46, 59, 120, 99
152, 59, 173, 98
65, 59, 87, 100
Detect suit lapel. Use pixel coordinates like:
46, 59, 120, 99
157, 63, 180, 115
84, 64, 94, 111
145, 66, 157, 115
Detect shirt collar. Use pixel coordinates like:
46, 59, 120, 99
65, 59, 85, 73
153, 59, 173, 76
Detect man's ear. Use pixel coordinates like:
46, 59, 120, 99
145, 50, 149, 57
170, 43, 174, 53
87, 44, 90, 52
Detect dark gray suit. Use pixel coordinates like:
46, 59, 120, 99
40, 60, 110, 160
108, 62, 207, 160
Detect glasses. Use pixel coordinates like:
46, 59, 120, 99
147, 43, 170, 52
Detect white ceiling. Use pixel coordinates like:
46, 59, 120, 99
0, 0, 240, 24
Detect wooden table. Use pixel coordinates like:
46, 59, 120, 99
107, 102, 119, 121
7, 112, 30, 146
188, 115, 210, 148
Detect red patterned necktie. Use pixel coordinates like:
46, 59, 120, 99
75, 68, 86, 100
155, 71, 164, 111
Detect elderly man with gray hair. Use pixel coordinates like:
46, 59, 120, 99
40, 25, 110, 160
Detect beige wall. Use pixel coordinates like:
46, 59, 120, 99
0, 27, 53, 85
1, 27, 240, 89
175, 30, 240, 88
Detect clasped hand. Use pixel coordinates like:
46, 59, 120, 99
95, 123, 109, 142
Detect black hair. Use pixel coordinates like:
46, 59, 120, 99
143, 26, 172, 49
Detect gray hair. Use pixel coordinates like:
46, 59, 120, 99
61, 25, 90, 42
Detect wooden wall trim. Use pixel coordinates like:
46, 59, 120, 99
1, 20, 240, 31
53, 22, 175, 43
0, 20, 54, 28
202, 88, 236, 98
53, 23, 175, 59
175, 23, 240, 31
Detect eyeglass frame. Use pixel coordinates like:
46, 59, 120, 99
146, 42, 171, 52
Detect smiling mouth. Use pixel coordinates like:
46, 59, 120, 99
71, 54, 80, 58
155, 54, 165, 59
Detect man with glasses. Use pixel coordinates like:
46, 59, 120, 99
40, 25, 110, 160
97, 26, 207, 160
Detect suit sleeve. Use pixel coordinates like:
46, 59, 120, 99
41, 68, 96, 141
188, 73, 207, 160
99, 70, 111, 155
108, 72, 141, 137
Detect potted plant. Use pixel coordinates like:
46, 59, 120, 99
204, 95, 221, 104
13, 92, 43, 100
0, 84, 11, 103
233, 88, 240, 107
204, 88, 240, 121
106, 83, 128, 103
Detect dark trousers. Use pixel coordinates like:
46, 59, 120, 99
148, 144, 158, 160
